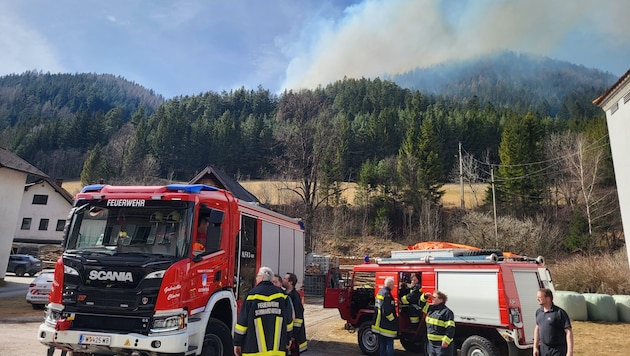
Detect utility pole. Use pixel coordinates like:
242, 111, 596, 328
459, 142, 464, 209
491, 166, 498, 247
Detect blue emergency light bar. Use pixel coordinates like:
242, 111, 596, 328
165, 184, 218, 193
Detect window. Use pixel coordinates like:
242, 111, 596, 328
21, 218, 32, 230
56, 219, 66, 232
32, 194, 49, 205
39, 219, 49, 231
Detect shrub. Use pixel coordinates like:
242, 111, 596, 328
549, 249, 630, 294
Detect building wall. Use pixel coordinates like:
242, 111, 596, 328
13, 181, 71, 243
601, 80, 630, 268
0, 168, 28, 279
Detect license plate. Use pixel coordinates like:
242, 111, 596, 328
79, 334, 111, 345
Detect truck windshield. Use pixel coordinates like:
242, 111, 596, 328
65, 200, 194, 259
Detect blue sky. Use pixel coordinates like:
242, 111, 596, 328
1, 0, 628, 99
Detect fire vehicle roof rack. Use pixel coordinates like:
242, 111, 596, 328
377, 253, 500, 265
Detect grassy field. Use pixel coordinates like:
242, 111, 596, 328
65, 180, 487, 208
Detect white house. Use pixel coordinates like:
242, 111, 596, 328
13, 176, 73, 246
0, 148, 47, 279
593, 69, 630, 268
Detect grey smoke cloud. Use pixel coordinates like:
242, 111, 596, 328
280, 0, 629, 90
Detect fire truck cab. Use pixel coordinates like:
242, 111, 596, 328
38, 184, 304, 356
324, 246, 553, 356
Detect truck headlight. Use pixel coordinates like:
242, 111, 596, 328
151, 312, 187, 333
44, 304, 65, 327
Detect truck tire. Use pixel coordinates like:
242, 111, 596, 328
461, 335, 500, 356
14, 266, 26, 277
357, 321, 379, 356
201, 318, 232, 356
456, 249, 503, 257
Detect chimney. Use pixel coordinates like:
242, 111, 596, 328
55, 178, 63, 187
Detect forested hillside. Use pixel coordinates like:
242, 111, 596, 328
391, 51, 616, 119
0, 54, 621, 257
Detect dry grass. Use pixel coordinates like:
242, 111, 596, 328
549, 250, 630, 294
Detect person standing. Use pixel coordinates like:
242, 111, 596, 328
400, 273, 423, 325
422, 290, 455, 356
234, 267, 293, 356
372, 276, 398, 356
534, 288, 573, 356
283, 272, 307, 354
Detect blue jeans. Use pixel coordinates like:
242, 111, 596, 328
379, 335, 394, 356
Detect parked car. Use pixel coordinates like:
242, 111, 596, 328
26, 270, 54, 309
6, 254, 43, 277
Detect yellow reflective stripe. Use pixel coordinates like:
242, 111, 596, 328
379, 328, 397, 337
273, 316, 282, 351
426, 316, 453, 328
286, 320, 293, 332
235, 323, 247, 335
294, 317, 303, 327
401, 295, 410, 304
299, 340, 308, 352
427, 334, 453, 344
376, 294, 384, 300
247, 293, 288, 302
409, 316, 420, 323
420, 293, 427, 302
385, 313, 395, 321
243, 352, 286, 356
422, 303, 429, 313
255, 317, 266, 352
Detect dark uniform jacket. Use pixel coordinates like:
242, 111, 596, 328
372, 286, 398, 337
287, 288, 308, 353
425, 303, 455, 345
234, 281, 294, 356
401, 284, 423, 323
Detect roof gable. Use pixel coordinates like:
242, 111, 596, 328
188, 165, 260, 203
0, 147, 48, 177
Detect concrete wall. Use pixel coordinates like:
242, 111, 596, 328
599, 76, 630, 269
0, 168, 28, 279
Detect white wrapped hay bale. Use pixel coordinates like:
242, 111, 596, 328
612, 295, 630, 323
583, 293, 618, 322
554, 291, 587, 321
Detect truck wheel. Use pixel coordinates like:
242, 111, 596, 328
461, 335, 500, 356
400, 334, 427, 355
15, 266, 26, 277
357, 321, 379, 356
201, 318, 232, 356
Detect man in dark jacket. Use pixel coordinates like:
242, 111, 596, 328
422, 290, 455, 356
284, 272, 307, 354
372, 276, 398, 356
234, 266, 293, 356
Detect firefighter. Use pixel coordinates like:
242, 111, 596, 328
283, 272, 307, 355
400, 273, 423, 325
234, 266, 293, 356
422, 290, 456, 356
372, 277, 398, 356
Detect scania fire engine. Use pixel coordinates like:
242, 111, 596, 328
38, 184, 305, 356
324, 243, 553, 356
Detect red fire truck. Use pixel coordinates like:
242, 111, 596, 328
324, 245, 553, 356
38, 184, 304, 356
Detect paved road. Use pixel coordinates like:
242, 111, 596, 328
0, 295, 361, 356
0, 274, 32, 298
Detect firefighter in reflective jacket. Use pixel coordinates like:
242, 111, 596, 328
372, 277, 398, 356
400, 273, 423, 324
421, 290, 456, 356
234, 267, 294, 356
